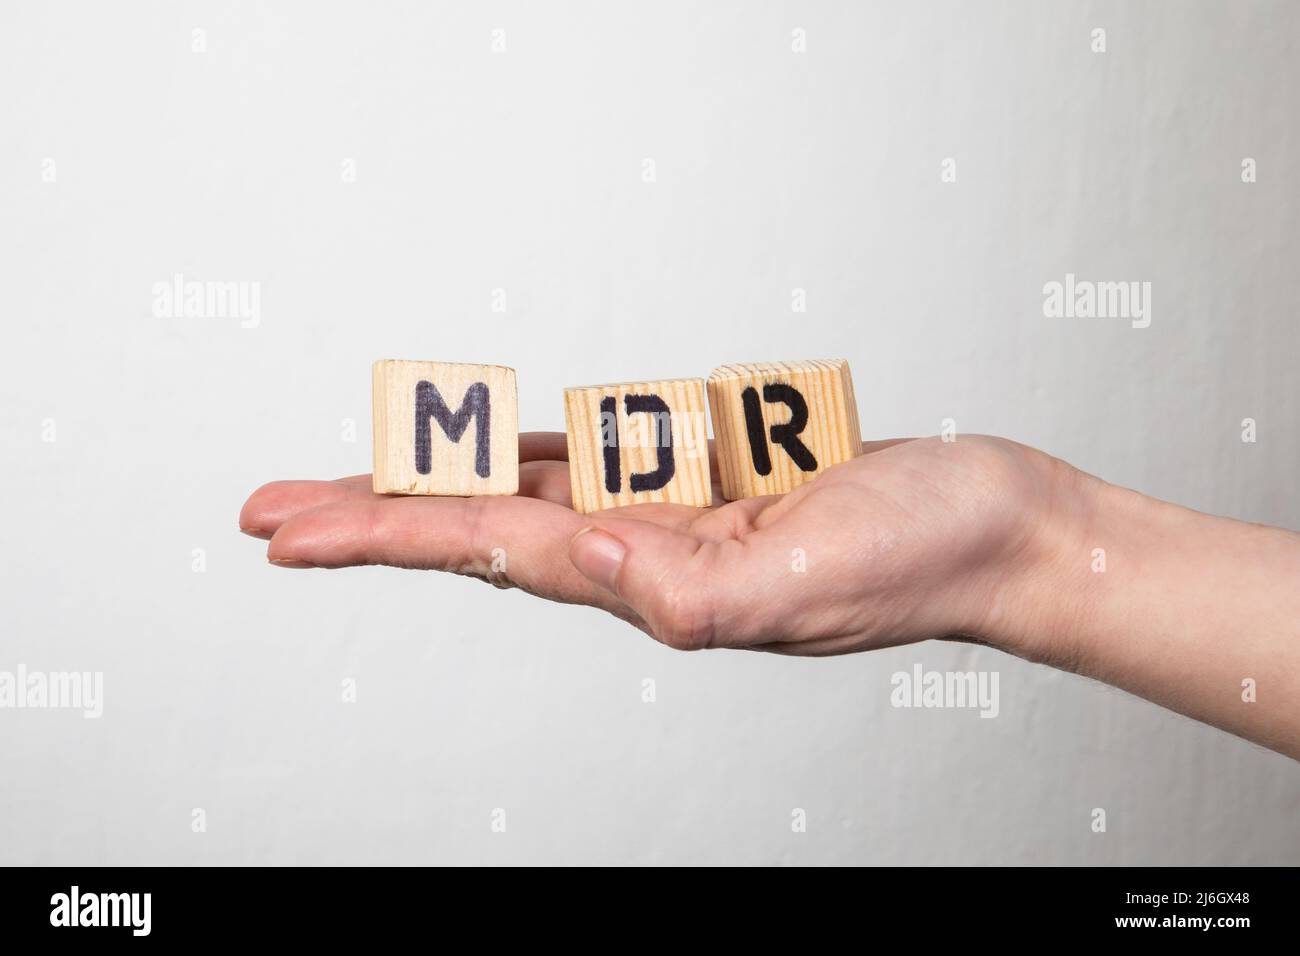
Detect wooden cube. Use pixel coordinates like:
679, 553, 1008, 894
372, 360, 519, 496
564, 378, 712, 513
707, 359, 861, 500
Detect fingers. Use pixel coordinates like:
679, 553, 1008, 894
266, 494, 630, 616
239, 477, 377, 539
242, 431, 572, 538
268, 495, 564, 571
519, 431, 570, 462
517, 460, 573, 508
241, 458, 574, 540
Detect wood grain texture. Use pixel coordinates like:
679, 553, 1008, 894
372, 359, 519, 496
707, 359, 861, 501
563, 378, 712, 514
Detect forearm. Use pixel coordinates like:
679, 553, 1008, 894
991, 465, 1300, 759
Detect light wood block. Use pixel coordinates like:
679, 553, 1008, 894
372, 359, 518, 496
564, 378, 712, 513
707, 359, 861, 500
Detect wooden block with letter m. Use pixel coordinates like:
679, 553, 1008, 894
707, 359, 861, 500
372, 359, 519, 496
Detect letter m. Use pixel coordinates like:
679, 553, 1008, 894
414, 381, 491, 478
1097, 281, 1129, 318
101, 894, 129, 926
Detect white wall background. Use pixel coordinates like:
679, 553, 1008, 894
2, 0, 1297, 865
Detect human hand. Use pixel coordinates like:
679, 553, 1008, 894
239, 432, 1078, 660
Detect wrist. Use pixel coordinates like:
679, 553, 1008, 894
973, 451, 1112, 667
966, 443, 1300, 758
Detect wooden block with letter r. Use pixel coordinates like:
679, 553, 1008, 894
707, 359, 862, 500
563, 378, 713, 514
371, 359, 519, 496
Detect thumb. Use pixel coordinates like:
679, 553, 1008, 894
568, 518, 724, 651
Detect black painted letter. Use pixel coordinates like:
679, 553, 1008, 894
741, 382, 818, 474
741, 386, 772, 476
624, 394, 675, 492
414, 380, 491, 478
600, 396, 621, 494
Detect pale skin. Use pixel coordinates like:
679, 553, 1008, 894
239, 434, 1300, 760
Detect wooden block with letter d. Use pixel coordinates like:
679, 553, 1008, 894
372, 359, 519, 496
707, 359, 862, 500
563, 378, 712, 513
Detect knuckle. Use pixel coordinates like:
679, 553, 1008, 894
459, 499, 514, 591
652, 577, 715, 652
458, 496, 493, 576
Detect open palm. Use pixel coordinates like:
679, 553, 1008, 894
240, 432, 1065, 656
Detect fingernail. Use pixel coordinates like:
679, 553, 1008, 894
569, 527, 626, 594
268, 557, 317, 569
241, 526, 270, 539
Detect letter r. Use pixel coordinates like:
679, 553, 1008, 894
741, 383, 818, 475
